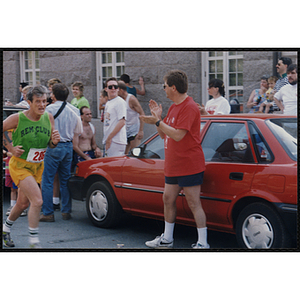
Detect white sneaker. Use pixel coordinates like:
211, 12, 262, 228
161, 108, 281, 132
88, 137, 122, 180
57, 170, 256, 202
145, 234, 174, 249
20, 209, 27, 217
6, 205, 14, 216
192, 242, 210, 249
5, 206, 27, 217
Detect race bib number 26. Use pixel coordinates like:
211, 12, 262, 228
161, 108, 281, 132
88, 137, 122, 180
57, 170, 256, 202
26, 148, 47, 163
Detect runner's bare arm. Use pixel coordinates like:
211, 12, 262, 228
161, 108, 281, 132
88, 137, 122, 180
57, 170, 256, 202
2, 113, 25, 157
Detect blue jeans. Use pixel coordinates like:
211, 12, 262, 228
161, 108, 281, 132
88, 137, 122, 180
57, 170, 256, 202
42, 142, 73, 215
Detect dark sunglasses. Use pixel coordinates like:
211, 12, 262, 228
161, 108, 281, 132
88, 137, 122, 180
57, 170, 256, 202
107, 85, 119, 90
163, 84, 167, 89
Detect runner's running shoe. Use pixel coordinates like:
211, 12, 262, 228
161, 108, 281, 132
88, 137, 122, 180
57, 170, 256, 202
3, 232, 15, 247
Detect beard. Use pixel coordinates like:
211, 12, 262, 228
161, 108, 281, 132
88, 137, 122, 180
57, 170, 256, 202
289, 80, 297, 85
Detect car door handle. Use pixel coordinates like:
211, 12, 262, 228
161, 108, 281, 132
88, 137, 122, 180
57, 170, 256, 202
229, 172, 244, 181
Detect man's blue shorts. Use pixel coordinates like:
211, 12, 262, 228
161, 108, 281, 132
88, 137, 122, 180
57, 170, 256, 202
165, 172, 204, 187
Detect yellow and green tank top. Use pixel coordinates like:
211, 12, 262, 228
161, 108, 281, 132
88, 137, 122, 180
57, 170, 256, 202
12, 111, 51, 162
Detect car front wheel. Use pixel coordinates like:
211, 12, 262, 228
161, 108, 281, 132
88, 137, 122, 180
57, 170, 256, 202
86, 181, 122, 228
236, 202, 290, 249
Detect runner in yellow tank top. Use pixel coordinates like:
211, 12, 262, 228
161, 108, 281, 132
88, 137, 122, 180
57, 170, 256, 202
2, 85, 60, 248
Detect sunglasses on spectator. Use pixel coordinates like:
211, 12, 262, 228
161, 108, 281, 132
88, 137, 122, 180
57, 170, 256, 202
107, 85, 119, 90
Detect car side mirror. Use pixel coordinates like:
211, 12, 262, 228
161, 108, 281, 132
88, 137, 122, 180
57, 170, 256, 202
234, 142, 247, 151
132, 147, 142, 157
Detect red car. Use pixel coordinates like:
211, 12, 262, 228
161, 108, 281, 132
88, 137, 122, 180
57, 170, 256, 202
68, 114, 297, 249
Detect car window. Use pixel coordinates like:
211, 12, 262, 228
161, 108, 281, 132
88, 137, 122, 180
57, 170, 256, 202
137, 122, 205, 160
201, 122, 254, 163
248, 123, 273, 163
142, 135, 165, 159
266, 118, 297, 161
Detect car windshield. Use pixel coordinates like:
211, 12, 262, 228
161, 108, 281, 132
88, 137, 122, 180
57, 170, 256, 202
266, 118, 297, 161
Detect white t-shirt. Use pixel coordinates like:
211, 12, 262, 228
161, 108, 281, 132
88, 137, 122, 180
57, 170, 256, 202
205, 96, 231, 115
274, 84, 297, 115
102, 96, 127, 145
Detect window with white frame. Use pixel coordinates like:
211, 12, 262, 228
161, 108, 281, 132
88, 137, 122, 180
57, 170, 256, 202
98, 51, 125, 88
202, 51, 243, 104
96, 51, 125, 118
20, 51, 40, 85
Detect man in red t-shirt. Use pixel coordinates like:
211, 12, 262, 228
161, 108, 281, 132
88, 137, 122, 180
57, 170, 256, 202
140, 70, 209, 249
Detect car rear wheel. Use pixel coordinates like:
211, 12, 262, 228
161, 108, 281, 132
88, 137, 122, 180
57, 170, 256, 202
86, 181, 122, 228
236, 202, 290, 249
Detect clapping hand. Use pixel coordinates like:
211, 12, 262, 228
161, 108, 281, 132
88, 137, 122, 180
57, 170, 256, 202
140, 100, 162, 124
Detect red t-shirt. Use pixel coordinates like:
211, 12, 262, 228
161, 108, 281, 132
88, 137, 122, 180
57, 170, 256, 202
163, 96, 205, 177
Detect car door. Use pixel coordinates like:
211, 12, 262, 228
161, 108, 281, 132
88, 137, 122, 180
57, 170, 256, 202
121, 135, 166, 217
183, 120, 258, 231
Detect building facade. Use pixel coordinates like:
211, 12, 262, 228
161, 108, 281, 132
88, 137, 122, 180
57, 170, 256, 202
2, 49, 298, 146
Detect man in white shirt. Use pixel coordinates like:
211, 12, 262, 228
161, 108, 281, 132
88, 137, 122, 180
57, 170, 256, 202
274, 64, 297, 115
102, 77, 127, 157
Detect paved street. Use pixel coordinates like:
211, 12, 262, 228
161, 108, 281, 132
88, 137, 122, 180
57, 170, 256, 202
2, 187, 239, 251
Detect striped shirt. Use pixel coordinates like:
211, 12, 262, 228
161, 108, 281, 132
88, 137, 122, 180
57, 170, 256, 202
274, 74, 289, 92
273, 74, 289, 110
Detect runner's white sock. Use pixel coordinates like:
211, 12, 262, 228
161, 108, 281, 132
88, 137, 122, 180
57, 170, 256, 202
29, 227, 40, 244
3, 218, 14, 233
197, 227, 208, 246
163, 221, 175, 242
10, 200, 17, 206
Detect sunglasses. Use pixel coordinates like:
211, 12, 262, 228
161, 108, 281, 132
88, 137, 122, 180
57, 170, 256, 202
163, 84, 167, 89
107, 85, 119, 90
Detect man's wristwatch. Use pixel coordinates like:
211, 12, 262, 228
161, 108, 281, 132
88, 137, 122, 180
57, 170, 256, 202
155, 120, 161, 127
